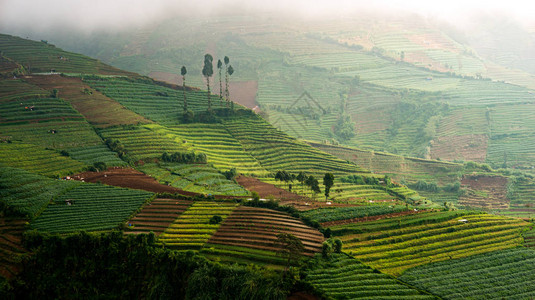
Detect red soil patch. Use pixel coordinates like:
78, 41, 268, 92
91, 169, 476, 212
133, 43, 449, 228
430, 134, 488, 162
287, 292, 321, 300
321, 209, 431, 227
72, 167, 240, 199
209, 206, 324, 256
459, 175, 509, 209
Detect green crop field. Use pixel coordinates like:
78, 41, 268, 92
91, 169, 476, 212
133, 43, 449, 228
0, 79, 47, 102
302, 205, 410, 223
0, 167, 80, 217
305, 253, 435, 299
400, 248, 535, 299
31, 183, 154, 233
331, 211, 528, 275
158, 201, 238, 249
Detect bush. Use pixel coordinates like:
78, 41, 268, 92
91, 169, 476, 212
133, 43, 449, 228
209, 215, 223, 224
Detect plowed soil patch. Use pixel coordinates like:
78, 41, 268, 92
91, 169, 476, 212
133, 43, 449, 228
0, 217, 27, 279
209, 206, 323, 255
459, 175, 509, 209
321, 209, 431, 227
430, 134, 488, 162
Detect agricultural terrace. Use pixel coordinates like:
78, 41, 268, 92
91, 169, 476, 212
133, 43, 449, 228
31, 183, 154, 233
84, 76, 227, 124
301, 205, 411, 224
158, 201, 237, 250
204, 206, 323, 265
166, 124, 266, 175
0, 142, 86, 177
0, 167, 80, 217
0, 33, 130, 75
458, 175, 508, 210
305, 254, 435, 300
157, 163, 249, 196
0, 217, 27, 279
310, 142, 463, 185
400, 248, 535, 300
24, 75, 150, 127
125, 198, 193, 236
524, 228, 535, 248
331, 211, 528, 275
0, 79, 47, 102
260, 177, 400, 204
66, 145, 127, 167
223, 116, 366, 177
97, 124, 188, 161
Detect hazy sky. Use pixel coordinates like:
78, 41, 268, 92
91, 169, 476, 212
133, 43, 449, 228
1, 0, 534, 33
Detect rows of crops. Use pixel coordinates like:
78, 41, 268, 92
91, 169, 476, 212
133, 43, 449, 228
0, 79, 47, 102
524, 228, 535, 248
84, 77, 226, 124
400, 248, 535, 299
158, 201, 238, 249
166, 124, 266, 174
0, 33, 126, 74
159, 163, 249, 196
331, 211, 528, 275
224, 116, 366, 176
301, 205, 410, 223
125, 198, 193, 236
66, 145, 127, 166
0, 167, 79, 217
201, 243, 287, 267
305, 254, 435, 299
0, 142, 87, 177
31, 183, 154, 233
208, 206, 323, 259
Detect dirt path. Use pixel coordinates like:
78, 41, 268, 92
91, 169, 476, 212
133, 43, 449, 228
320, 209, 432, 227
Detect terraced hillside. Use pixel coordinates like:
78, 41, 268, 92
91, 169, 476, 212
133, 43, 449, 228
158, 201, 238, 250
305, 254, 435, 299
125, 198, 193, 236
331, 211, 528, 275
0, 33, 132, 75
400, 248, 535, 299
459, 175, 508, 209
204, 206, 323, 265
31, 183, 154, 233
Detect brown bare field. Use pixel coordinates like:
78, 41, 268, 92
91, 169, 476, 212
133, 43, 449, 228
0, 217, 27, 279
430, 134, 488, 162
24, 75, 151, 127
459, 175, 509, 209
124, 198, 193, 236
209, 206, 323, 256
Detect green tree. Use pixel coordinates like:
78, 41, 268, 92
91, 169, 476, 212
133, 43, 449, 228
181, 66, 187, 112
217, 59, 223, 106
275, 233, 304, 270
227, 65, 234, 109
305, 175, 321, 199
297, 172, 307, 195
224, 56, 230, 107
323, 173, 334, 200
202, 54, 214, 111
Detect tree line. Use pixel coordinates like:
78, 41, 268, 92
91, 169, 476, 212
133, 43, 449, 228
274, 171, 334, 200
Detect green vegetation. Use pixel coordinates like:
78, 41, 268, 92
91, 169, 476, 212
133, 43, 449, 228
0, 167, 79, 217
400, 248, 535, 299
304, 253, 435, 299
302, 205, 410, 223
158, 201, 238, 249
332, 211, 528, 275
31, 183, 154, 233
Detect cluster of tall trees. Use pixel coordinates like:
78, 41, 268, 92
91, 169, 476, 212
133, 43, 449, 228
180, 54, 234, 120
274, 171, 335, 200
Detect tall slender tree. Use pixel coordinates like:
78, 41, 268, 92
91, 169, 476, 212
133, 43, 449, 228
181, 66, 187, 112
323, 173, 334, 200
202, 54, 214, 110
224, 56, 230, 107
227, 65, 234, 109
217, 59, 223, 106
